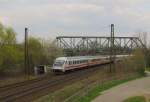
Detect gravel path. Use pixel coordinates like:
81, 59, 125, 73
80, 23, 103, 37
92, 76, 150, 102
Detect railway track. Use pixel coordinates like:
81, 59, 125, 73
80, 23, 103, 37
0, 75, 53, 91
0, 64, 109, 102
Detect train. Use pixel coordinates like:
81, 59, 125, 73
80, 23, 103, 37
52, 55, 129, 72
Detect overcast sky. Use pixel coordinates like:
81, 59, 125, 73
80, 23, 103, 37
0, 0, 150, 41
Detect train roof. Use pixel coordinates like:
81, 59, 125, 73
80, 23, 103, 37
55, 55, 130, 61
55, 56, 108, 61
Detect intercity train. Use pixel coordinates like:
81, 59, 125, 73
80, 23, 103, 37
52, 55, 129, 72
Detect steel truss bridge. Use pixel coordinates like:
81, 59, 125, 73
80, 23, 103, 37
56, 36, 145, 56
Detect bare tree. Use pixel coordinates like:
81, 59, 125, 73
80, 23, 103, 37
137, 31, 148, 47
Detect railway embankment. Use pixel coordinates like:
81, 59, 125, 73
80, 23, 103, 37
0, 64, 110, 102
35, 64, 142, 102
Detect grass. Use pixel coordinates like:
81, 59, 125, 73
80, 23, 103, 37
75, 74, 143, 102
124, 96, 146, 102
146, 68, 150, 72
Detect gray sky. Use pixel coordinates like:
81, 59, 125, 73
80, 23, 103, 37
0, 0, 150, 41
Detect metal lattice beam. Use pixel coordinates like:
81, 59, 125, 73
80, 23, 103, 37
56, 36, 144, 56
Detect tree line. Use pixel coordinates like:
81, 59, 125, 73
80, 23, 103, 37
0, 23, 63, 75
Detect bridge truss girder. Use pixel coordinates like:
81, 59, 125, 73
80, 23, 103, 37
56, 36, 144, 56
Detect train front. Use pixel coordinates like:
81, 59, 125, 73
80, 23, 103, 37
52, 57, 66, 72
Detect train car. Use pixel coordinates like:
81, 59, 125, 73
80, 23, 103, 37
52, 56, 110, 72
52, 55, 131, 72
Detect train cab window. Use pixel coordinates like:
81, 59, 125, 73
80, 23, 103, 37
54, 60, 65, 66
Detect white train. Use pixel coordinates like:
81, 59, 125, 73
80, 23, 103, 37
52, 55, 129, 72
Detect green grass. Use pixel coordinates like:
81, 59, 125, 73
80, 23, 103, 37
124, 96, 146, 102
146, 68, 150, 71
76, 75, 143, 102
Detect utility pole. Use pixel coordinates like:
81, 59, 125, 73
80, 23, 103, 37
110, 24, 115, 72
25, 28, 29, 78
